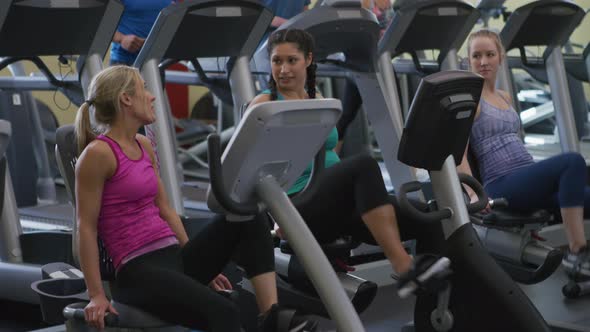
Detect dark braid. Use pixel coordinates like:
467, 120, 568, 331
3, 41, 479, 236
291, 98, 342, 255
267, 29, 317, 99
268, 76, 278, 101
306, 62, 317, 99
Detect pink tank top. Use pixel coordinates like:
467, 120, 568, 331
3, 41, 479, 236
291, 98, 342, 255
96, 135, 176, 269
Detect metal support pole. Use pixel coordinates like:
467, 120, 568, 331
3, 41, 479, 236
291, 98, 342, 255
368, 54, 418, 192
377, 51, 404, 134
441, 49, 460, 71
79, 54, 103, 98
142, 59, 185, 215
0, 168, 23, 263
546, 47, 580, 153
228, 55, 257, 124
80, 53, 105, 133
429, 156, 470, 238
495, 61, 518, 112
256, 176, 366, 332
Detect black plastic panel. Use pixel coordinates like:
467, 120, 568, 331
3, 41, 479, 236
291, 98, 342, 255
165, 2, 264, 59
394, 5, 474, 54
501, 1, 585, 50
398, 70, 483, 171
0, 0, 113, 56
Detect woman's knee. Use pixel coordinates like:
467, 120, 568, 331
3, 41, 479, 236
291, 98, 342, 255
561, 152, 586, 173
239, 242, 275, 278
250, 213, 273, 233
354, 153, 380, 173
203, 297, 241, 330
243, 214, 273, 252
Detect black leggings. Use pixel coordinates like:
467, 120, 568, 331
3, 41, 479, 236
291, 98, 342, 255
111, 214, 275, 332
294, 154, 444, 254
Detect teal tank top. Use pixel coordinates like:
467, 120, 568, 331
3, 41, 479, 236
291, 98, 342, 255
259, 90, 340, 194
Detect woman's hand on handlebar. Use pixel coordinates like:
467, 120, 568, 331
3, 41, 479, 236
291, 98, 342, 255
209, 274, 233, 291
84, 293, 118, 330
469, 192, 491, 214
275, 227, 285, 240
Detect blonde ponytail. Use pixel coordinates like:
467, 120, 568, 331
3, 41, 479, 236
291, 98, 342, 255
74, 102, 95, 155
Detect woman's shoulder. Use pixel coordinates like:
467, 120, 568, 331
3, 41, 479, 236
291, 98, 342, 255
84, 139, 113, 159
250, 93, 272, 106
135, 134, 152, 150
76, 139, 116, 176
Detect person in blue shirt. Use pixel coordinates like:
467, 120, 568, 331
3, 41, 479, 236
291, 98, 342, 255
110, 0, 173, 66
262, 0, 311, 28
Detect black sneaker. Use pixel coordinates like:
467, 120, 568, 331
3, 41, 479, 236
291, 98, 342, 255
562, 246, 590, 280
258, 304, 319, 332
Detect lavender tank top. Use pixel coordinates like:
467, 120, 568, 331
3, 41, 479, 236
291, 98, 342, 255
96, 135, 176, 269
469, 96, 534, 187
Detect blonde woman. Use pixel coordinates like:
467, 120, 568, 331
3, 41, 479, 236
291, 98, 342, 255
458, 29, 590, 279
75, 65, 318, 331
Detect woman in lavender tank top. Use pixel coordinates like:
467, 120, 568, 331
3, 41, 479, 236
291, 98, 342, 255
73, 66, 319, 331
457, 29, 590, 280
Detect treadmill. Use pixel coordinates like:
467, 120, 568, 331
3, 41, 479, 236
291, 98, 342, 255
0, 62, 61, 207
497, 0, 589, 163
0, 1, 96, 231
0, 0, 122, 304
508, 40, 590, 153
379, 0, 479, 116
134, 0, 272, 215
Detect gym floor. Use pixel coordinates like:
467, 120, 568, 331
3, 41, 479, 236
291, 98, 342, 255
8, 271, 590, 332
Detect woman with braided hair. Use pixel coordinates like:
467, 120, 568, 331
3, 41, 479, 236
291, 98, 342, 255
249, 29, 446, 279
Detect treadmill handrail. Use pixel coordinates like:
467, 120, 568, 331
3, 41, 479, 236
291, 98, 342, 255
0, 56, 77, 89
